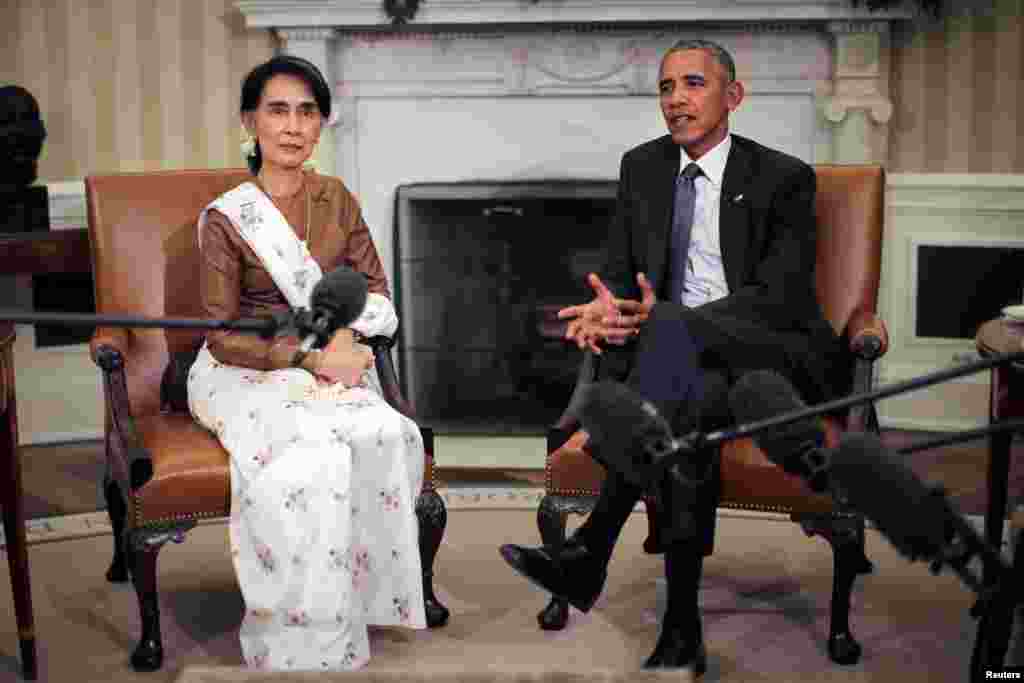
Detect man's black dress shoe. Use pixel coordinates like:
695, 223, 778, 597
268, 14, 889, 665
498, 540, 607, 613
643, 616, 707, 675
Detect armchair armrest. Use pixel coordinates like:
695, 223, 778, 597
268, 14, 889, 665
364, 335, 416, 420
843, 308, 888, 433
89, 326, 131, 364
89, 327, 155, 493
846, 308, 889, 361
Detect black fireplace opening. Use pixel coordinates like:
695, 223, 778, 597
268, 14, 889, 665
394, 180, 618, 435
915, 243, 1024, 340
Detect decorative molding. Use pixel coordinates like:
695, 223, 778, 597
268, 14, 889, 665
41, 179, 87, 229
889, 173, 1024, 190
236, 0, 915, 29
819, 94, 893, 123
825, 19, 892, 33
333, 29, 832, 99
887, 173, 1024, 212
276, 27, 338, 43
816, 18, 892, 163
876, 172, 1024, 431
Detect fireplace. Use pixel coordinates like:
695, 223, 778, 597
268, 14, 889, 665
394, 181, 617, 433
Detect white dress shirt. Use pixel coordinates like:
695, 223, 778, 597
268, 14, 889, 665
678, 135, 731, 308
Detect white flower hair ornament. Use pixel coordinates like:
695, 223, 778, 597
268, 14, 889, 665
240, 126, 256, 161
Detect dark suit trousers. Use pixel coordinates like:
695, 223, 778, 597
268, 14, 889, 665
577, 300, 841, 562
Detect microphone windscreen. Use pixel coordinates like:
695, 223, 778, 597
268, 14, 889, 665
568, 381, 676, 488
830, 432, 951, 562
310, 266, 369, 328
728, 370, 825, 470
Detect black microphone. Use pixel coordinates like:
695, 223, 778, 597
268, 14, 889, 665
287, 265, 369, 352
727, 370, 832, 492
728, 370, 1009, 600
830, 432, 962, 562
831, 431, 1014, 606
568, 380, 701, 491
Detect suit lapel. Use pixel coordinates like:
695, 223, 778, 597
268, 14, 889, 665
646, 139, 680, 297
719, 136, 756, 292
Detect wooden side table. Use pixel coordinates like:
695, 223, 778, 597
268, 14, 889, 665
0, 227, 89, 680
0, 322, 36, 679
0, 228, 91, 274
976, 318, 1024, 557
971, 317, 1024, 677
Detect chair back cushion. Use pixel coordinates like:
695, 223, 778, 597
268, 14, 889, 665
813, 165, 885, 336
85, 168, 251, 419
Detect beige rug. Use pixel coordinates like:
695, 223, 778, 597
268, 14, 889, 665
0, 508, 987, 682
175, 667, 694, 682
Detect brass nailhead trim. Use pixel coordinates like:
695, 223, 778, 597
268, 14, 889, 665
132, 457, 439, 527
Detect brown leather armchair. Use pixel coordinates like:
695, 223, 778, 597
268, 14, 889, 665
537, 165, 889, 666
84, 169, 449, 673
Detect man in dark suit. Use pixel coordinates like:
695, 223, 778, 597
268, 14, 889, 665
499, 39, 848, 673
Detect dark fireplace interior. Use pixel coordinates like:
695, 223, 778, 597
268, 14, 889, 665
915, 243, 1024, 340
394, 181, 618, 435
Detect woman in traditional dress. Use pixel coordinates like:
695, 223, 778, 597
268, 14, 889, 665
187, 55, 426, 671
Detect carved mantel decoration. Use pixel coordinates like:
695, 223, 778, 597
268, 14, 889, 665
237, 0, 912, 173
382, 0, 420, 25
234, 0, 915, 294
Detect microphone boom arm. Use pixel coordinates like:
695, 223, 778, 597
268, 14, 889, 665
700, 349, 1024, 451
0, 309, 304, 338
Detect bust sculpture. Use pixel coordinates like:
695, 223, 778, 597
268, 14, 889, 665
0, 85, 47, 192
0, 85, 49, 233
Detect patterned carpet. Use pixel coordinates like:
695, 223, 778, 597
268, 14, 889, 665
0, 509, 990, 683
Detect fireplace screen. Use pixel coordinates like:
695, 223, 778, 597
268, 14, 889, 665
394, 181, 618, 434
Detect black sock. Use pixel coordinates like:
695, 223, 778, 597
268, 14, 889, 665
575, 468, 642, 566
663, 544, 704, 627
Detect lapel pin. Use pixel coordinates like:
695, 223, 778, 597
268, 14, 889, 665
732, 193, 744, 203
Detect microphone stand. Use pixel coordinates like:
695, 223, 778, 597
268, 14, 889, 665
0, 310, 284, 337
896, 419, 1024, 456
731, 350, 1024, 679
694, 349, 1024, 451
641, 349, 1024, 676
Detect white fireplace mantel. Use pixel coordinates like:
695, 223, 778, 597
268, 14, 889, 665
233, 0, 912, 295
236, 0, 914, 180
235, 0, 915, 28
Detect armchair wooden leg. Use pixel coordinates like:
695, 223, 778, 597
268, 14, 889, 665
416, 488, 449, 628
126, 524, 195, 672
796, 512, 873, 666
104, 478, 130, 583
130, 539, 164, 672
535, 494, 597, 630
536, 494, 569, 630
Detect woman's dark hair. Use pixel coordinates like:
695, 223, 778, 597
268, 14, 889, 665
240, 55, 331, 174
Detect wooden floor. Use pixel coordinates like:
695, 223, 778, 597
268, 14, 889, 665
16, 430, 1024, 521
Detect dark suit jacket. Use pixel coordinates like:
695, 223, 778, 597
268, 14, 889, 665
599, 133, 845, 403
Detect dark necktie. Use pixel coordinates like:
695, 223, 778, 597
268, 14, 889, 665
667, 162, 702, 304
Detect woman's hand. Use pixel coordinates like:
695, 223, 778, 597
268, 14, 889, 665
313, 328, 373, 386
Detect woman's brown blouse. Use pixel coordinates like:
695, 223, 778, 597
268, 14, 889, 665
200, 170, 390, 371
